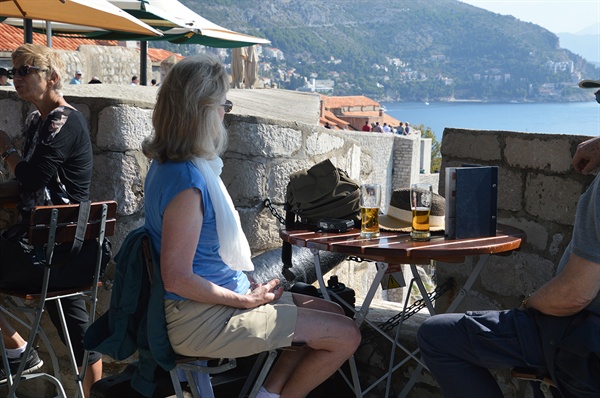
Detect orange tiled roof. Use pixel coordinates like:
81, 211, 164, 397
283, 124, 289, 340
147, 48, 184, 63
0, 23, 117, 52
342, 110, 401, 126
322, 95, 380, 108
320, 110, 353, 130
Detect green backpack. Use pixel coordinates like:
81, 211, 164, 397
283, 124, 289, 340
282, 159, 360, 270
285, 159, 361, 227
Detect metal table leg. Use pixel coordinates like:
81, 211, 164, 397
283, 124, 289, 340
311, 249, 362, 398
398, 254, 492, 398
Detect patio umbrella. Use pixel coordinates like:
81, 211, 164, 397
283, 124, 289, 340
244, 45, 258, 89
107, 0, 270, 47
231, 46, 246, 89
0, 0, 161, 37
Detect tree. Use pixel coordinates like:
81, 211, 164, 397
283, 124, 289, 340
417, 124, 442, 173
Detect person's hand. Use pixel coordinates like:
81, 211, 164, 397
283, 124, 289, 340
572, 136, 600, 175
245, 279, 283, 308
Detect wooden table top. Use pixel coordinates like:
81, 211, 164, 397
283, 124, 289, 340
280, 224, 526, 265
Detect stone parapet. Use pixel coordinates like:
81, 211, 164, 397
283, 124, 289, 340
405, 127, 595, 398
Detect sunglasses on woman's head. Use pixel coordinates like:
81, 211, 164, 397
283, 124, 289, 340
8, 65, 48, 79
221, 100, 233, 113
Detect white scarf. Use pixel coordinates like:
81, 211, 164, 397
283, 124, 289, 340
191, 156, 254, 271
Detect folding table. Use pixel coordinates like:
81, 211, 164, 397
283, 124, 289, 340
280, 224, 525, 398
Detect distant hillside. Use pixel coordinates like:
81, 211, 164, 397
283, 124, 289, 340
557, 24, 600, 65
169, 0, 600, 102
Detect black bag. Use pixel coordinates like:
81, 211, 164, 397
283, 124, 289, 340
0, 225, 111, 291
282, 159, 360, 270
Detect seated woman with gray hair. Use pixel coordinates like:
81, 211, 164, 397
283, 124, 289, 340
142, 53, 361, 398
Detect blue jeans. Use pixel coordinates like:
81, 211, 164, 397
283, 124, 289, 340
417, 309, 547, 398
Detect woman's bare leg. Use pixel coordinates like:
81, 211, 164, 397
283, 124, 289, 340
82, 358, 102, 398
262, 293, 361, 398
0, 315, 26, 349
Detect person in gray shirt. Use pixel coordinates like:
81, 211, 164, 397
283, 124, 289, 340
417, 83, 600, 398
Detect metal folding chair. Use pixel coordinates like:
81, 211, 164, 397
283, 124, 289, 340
0, 201, 117, 398
140, 235, 284, 398
512, 367, 558, 398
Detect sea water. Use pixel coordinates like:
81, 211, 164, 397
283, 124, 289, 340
382, 101, 600, 142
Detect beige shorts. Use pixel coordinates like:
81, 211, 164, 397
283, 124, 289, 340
164, 291, 298, 358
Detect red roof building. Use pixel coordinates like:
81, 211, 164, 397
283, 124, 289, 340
0, 23, 117, 53
320, 95, 401, 131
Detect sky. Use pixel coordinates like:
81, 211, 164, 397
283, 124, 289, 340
459, 0, 600, 34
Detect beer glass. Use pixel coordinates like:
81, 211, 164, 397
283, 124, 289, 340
410, 183, 432, 241
360, 184, 381, 238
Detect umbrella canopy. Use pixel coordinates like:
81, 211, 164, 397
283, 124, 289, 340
0, 0, 161, 36
103, 0, 270, 47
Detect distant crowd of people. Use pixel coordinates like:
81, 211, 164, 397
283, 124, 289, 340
362, 120, 411, 135
67, 71, 158, 86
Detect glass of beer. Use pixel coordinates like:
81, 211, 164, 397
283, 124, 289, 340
410, 183, 432, 241
360, 184, 381, 239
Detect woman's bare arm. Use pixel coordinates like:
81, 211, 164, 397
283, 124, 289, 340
160, 187, 282, 309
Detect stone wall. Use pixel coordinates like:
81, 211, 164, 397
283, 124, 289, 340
401, 128, 594, 398
0, 85, 435, 396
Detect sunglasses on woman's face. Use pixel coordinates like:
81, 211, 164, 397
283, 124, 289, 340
221, 100, 233, 113
8, 65, 47, 79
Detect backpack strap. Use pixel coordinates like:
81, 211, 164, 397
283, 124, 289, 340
69, 200, 91, 259
281, 206, 294, 278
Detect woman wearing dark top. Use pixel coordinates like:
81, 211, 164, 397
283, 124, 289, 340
0, 44, 101, 397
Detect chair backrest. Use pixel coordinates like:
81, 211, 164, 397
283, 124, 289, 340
27, 201, 117, 246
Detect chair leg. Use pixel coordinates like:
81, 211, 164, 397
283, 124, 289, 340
177, 362, 214, 398
55, 296, 86, 398
239, 350, 278, 398
170, 368, 187, 398
1, 279, 67, 397
0, 300, 63, 382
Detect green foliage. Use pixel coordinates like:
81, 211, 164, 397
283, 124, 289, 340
177, 0, 600, 101
417, 124, 442, 173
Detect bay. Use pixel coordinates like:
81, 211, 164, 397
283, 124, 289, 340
382, 101, 600, 142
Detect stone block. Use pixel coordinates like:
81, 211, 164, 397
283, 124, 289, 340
525, 174, 581, 225
305, 129, 345, 156
501, 216, 548, 251
227, 121, 303, 157
498, 168, 523, 212
97, 106, 153, 151
222, 158, 266, 206
480, 252, 555, 298
440, 129, 502, 161
0, 99, 22, 137
266, 159, 312, 204
505, 136, 572, 172
239, 208, 281, 252
92, 152, 147, 216
549, 232, 567, 257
